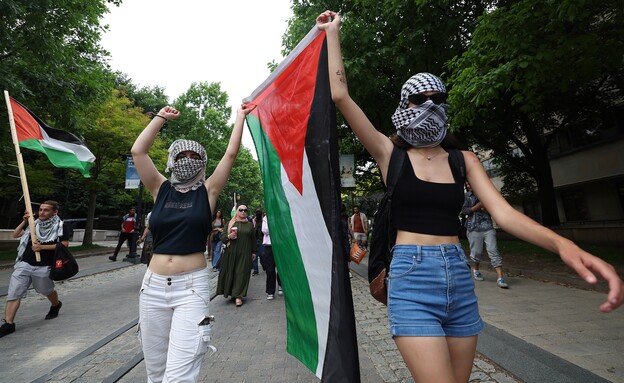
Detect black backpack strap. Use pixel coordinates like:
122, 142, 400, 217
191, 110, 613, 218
386, 145, 406, 195
448, 149, 466, 184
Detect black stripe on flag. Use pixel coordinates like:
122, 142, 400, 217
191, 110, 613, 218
304, 37, 361, 383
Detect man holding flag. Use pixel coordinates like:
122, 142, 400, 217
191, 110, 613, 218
1, 201, 68, 337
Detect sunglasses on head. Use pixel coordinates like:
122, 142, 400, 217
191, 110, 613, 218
408, 92, 448, 105
238, 208, 248, 213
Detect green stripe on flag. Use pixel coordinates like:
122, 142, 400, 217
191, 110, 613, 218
247, 114, 319, 371
19, 139, 92, 177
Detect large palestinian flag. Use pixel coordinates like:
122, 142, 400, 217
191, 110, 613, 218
8, 97, 95, 177
244, 27, 360, 382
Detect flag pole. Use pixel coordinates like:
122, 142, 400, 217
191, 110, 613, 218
4, 90, 40, 262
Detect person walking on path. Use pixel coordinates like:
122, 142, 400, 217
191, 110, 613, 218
261, 213, 282, 300
210, 209, 225, 272
138, 211, 153, 265
317, 10, 623, 383
251, 209, 262, 276
109, 207, 136, 261
0, 201, 67, 338
216, 204, 257, 307
348, 205, 369, 246
462, 182, 509, 288
131, 104, 253, 382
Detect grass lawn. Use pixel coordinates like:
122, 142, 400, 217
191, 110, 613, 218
0, 244, 107, 263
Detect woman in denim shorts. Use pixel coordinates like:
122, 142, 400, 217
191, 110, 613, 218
318, 11, 623, 383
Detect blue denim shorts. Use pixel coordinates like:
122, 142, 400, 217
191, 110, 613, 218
388, 244, 483, 337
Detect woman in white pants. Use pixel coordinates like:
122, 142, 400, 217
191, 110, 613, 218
132, 104, 253, 382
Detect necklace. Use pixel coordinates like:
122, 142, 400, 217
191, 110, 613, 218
416, 148, 444, 161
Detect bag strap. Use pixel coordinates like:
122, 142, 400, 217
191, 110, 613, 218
386, 145, 406, 195
447, 149, 466, 184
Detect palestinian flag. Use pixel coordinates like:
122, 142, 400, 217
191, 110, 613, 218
244, 27, 360, 382
9, 97, 95, 177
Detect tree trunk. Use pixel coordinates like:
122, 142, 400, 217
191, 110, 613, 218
531, 144, 560, 227
82, 188, 97, 246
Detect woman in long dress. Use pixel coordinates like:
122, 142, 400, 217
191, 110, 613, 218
216, 204, 256, 307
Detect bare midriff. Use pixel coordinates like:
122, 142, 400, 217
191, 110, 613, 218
395, 231, 460, 246
148, 252, 207, 275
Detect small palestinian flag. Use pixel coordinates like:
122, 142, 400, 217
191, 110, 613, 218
245, 27, 360, 382
9, 97, 95, 177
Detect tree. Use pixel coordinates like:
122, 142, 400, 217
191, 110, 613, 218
447, 0, 624, 225
0, 0, 118, 225
283, 0, 500, 195
164, 82, 264, 217
79, 90, 167, 245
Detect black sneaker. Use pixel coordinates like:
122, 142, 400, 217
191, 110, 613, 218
108, 255, 117, 261
0, 320, 15, 337
45, 301, 62, 320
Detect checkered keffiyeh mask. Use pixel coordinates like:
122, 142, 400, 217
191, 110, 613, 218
166, 139, 207, 191
391, 73, 449, 148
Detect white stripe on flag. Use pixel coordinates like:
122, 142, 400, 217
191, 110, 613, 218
282, 151, 333, 376
40, 128, 95, 162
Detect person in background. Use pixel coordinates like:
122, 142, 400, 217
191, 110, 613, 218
210, 209, 225, 272
462, 182, 508, 288
138, 211, 153, 265
261, 212, 282, 300
109, 207, 136, 261
253, 209, 265, 274
1, 201, 68, 337
317, 10, 622, 383
216, 204, 257, 307
349, 206, 369, 246
131, 104, 253, 382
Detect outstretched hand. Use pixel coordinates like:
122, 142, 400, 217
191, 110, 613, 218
316, 10, 340, 31
156, 106, 180, 121
559, 245, 623, 312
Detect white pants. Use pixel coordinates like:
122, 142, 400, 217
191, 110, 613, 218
139, 267, 214, 383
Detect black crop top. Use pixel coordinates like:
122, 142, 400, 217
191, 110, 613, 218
391, 154, 464, 236
150, 181, 212, 254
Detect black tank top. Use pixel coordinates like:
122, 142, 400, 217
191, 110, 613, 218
392, 154, 464, 236
150, 181, 212, 254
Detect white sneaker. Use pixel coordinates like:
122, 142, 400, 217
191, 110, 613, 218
266, 294, 274, 300
277, 287, 283, 296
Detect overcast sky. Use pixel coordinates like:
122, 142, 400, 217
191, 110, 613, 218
100, 0, 294, 153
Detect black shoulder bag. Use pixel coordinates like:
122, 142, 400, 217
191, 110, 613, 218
368, 146, 406, 305
49, 243, 79, 281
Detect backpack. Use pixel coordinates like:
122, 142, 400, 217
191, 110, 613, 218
368, 146, 466, 305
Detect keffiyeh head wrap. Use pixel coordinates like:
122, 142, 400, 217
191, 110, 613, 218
165, 139, 207, 192
16, 215, 63, 263
391, 73, 449, 148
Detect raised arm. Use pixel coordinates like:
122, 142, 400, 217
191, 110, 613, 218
316, 11, 393, 178
464, 151, 623, 312
205, 104, 255, 209
131, 106, 180, 197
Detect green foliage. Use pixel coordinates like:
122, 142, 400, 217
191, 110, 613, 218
160, 82, 264, 217
285, 0, 498, 195
114, 72, 169, 114
446, 0, 624, 224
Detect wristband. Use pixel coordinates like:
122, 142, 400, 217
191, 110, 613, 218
153, 114, 168, 121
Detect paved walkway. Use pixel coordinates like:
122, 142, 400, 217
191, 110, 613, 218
0, 242, 622, 382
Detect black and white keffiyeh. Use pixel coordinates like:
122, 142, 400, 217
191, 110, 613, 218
391, 73, 449, 148
165, 139, 207, 192
16, 215, 63, 262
